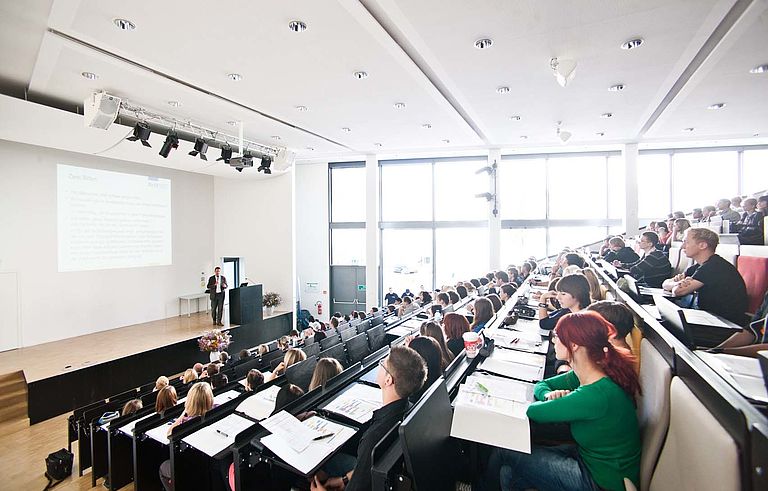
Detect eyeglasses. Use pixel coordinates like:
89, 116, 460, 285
378, 358, 392, 378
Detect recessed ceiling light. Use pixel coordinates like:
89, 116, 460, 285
422, 123, 432, 129
707, 103, 726, 110
596, 132, 605, 137
81, 71, 98, 80
353, 71, 369, 79
341, 127, 351, 133
305, 146, 315, 151
295, 105, 308, 112
227, 120, 239, 126
288, 20, 307, 32
442, 139, 451, 144
113, 18, 136, 31
510, 115, 521, 121
749, 64, 768, 74
496, 86, 510, 94
621, 38, 644, 50
374, 143, 382, 147
608, 84, 625, 92
520, 135, 528, 140
227, 73, 243, 81
600, 112, 614, 118
271, 135, 281, 140
683, 127, 695, 132
393, 102, 406, 110
167, 100, 181, 107
474, 38, 494, 49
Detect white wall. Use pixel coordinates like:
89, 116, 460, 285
295, 163, 330, 322
0, 139, 214, 347
214, 172, 294, 317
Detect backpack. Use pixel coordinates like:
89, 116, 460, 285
44, 448, 73, 489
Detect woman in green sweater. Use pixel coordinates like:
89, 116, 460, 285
486, 311, 641, 491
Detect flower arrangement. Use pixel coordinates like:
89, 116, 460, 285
198, 329, 232, 353
263, 292, 282, 308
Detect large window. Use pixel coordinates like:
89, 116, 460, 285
381, 229, 432, 295
637, 153, 671, 219
330, 166, 366, 222
435, 227, 488, 287
497, 159, 546, 219
500, 228, 546, 267
381, 163, 432, 221
672, 150, 738, 212
434, 160, 488, 221
548, 155, 607, 220
331, 229, 366, 265
743, 149, 768, 195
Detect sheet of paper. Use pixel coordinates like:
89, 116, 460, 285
451, 398, 531, 453
642, 305, 661, 320
261, 411, 322, 452
464, 374, 534, 403
638, 286, 673, 297
260, 416, 357, 475
730, 373, 768, 402
213, 390, 241, 405
236, 385, 281, 421
479, 357, 544, 382
454, 387, 528, 418
117, 413, 154, 437
682, 309, 739, 329
321, 383, 383, 424
181, 413, 253, 457
402, 318, 424, 329
488, 348, 546, 368
145, 420, 176, 445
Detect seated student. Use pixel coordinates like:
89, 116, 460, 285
470, 278, 482, 290
495, 270, 510, 286
398, 295, 419, 316
182, 368, 198, 385
329, 317, 340, 330
444, 312, 471, 357
665, 218, 691, 245
270, 384, 305, 416
311, 346, 427, 491
602, 237, 640, 264
245, 369, 265, 392
456, 285, 469, 299
420, 291, 433, 305
436, 292, 451, 309
219, 351, 231, 366
309, 358, 344, 391
758, 195, 768, 215
420, 321, 455, 369
587, 301, 636, 354
267, 348, 308, 382
160, 382, 215, 490
662, 227, 748, 325
278, 335, 292, 352
486, 293, 503, 313
615, 231, 672, 288
484, 311, 641, 491
155, 386, 178, 415
447, 290, 461, 304
520, 262, 533, 280
701, 205, 717, 221
407, 337, 442, 401
717, 197, 741, 224
691, 208, 704, 222
430, 304, 443, 318
498, 283, 517, 303
655, 222, 671, 245
401, 288, 414, 299
154, 376, 169, 392
385, 287, 400, 305
735, 197, 765, 245
192, 363, 204, 378
507, 267, 523, 286
207, 363, 229, 389
237, 349, 251, 362
470, 297, 494, 333
561, 265, 582, 277
580, 268, 607, 302
257, 344, 269, 356
563, 252, 586, 269
479, 277, 490, 287
121, 399, 143, 416
537, 274, 590, 330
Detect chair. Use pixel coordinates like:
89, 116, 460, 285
367, 324, 386, 352
736, 255, 768, 315
648, 377, 740, 491
356, 320, 371, 334
715, 244, 739, 266
285, 357, 318, 392
636, 339, 672, 491
340, 327, 356, 342
345, 333, 371, 365
318, 343, 348, 367
302, 342, 321, 358
320, 334, 341, 351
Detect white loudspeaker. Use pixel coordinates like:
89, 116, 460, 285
273, 148, 296, 172
83, 91, 121, 130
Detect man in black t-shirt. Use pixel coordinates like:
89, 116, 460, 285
662, 228, 747, 325
384, 287, 400, 305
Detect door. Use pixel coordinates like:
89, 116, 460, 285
330, 266, 366, 315
0, 272, 20, 351
221, 258, 240, 323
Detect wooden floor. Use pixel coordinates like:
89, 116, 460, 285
0, 309, 291, 491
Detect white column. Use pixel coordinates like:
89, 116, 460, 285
365, 154, 380, 309
623, 143, 640, 236
488, 148, 502, 270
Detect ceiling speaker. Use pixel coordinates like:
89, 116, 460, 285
84, 91, 121, 130
272, 148, 296, 172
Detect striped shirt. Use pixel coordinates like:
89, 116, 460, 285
623, 250, 672, 288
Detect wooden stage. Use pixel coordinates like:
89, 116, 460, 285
0, 309, 293, 491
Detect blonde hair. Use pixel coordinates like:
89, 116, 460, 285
686, 227, 719, 250
257, 344, 268, 356
308, 358, 343, 391
562, 265, 582, 276
184, 382, 214, 417
581, 268, 606, 301
154, 376, 169, 391
276, 348, 307, 375
182, 369, 198, 384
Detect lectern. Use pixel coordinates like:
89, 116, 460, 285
229, 284, 263, 325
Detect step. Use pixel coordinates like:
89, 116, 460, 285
0, 386, 26, 404
0, 371, 24, 385
0, 399, 27, 422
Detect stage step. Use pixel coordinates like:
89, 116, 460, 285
0, 371, 28, 426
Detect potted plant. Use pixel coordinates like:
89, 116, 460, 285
263, 291, 281, 316
198, 329, 232, 362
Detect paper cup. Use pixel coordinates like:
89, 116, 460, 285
463, 332, 481, 358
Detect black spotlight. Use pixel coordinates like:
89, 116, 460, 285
188, 138, 208, 160
126, 122, 152, 147
216, 146, 233, 163
159, 133, 179, 158
258, 156, 272, 174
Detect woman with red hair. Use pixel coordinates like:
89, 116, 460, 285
485, 311, 641, 491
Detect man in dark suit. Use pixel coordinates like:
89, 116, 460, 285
207, 267, 227, 326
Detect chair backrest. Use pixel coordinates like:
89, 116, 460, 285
234, 357, 263, 379
367, 324, 386, 352
370, 313, 384, 327
715, 244, 739, 266
667, 247, 681, 273
318, 343, 348, 367
649, 377, 740, 491
345, 333, 371, 365
340, 327, 356, 342
356, 319, 371, 334
302, 342, 321, 358
637, 339, 672, 491
739, 245, 768, 258
285, 356, 318, 392
320, 334, 341, 351
736, 255, 768, 314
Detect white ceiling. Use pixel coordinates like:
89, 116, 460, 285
0, 0, 765, 176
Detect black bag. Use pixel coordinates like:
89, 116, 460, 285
44, 448, 73, 489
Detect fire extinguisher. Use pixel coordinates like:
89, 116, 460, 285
315, 301, 323, 316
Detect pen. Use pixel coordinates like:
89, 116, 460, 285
216, 429, 229, 438
475, 382, 489, 394
313, 433, 334, 441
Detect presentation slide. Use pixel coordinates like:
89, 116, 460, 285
57, 164, 172, 272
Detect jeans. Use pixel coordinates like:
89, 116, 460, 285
485, 444, 599, 491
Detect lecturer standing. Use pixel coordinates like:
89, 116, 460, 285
207, 266, 227, 326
